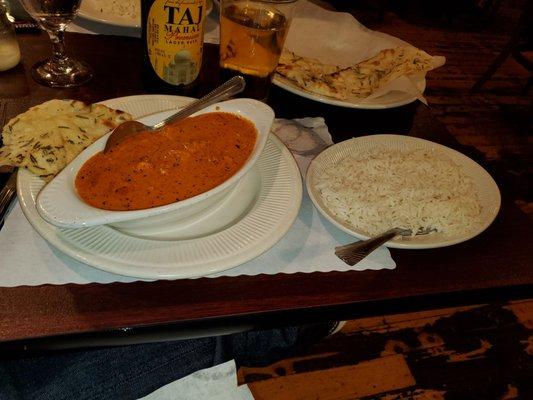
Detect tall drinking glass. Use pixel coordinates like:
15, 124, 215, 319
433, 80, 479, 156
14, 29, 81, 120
20, 0, 92, 87
219, 0, 297, 101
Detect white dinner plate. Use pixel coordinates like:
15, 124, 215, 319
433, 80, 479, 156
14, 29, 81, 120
78, 0, 213, 28
272, 75, 423, 110
306, 135, 501, 249
78, 0, 140, 28
17, 95, 302, 279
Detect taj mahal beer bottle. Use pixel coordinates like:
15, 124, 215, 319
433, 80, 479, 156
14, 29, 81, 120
141, 0, 206, 89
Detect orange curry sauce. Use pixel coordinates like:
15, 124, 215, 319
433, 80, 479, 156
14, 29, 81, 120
75, 112, 257, 211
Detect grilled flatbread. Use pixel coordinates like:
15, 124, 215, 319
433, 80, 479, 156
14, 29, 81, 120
276, 46, 445, 100
0, 99, 132, 179
278, 50, 341, 83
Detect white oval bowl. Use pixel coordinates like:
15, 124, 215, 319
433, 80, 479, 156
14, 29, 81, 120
36, 98, 274, 229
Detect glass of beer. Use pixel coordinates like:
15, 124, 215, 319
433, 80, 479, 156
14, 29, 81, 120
219, 0, 297, 101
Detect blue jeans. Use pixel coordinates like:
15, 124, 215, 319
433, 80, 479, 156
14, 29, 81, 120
0, 323, 333, 400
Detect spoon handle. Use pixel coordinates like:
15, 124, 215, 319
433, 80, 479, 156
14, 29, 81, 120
335, 228, 403, 255
152, 76, 246, 130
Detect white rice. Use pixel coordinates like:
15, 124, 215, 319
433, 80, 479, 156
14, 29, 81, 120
315, 147, 482, 236
92, 0, 139, 20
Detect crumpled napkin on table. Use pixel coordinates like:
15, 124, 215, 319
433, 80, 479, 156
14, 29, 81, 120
139, 360, 253, 400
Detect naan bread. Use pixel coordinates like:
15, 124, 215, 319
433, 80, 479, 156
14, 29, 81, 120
0, 99, 132, 179
276, 46, 445, 100
277, 50, 344, 99
278, 50, 341, 84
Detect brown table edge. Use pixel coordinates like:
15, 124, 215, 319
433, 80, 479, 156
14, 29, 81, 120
1, 276, 532, 348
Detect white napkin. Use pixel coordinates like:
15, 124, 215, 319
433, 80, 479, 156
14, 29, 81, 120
138, 360, 253, 400
281, 0, 445, 103
0, 118, 395, 287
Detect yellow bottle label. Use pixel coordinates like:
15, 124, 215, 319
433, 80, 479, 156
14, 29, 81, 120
147, 0, 206, 85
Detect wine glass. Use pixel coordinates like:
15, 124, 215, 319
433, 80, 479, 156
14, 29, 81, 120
20, 0, 92, 87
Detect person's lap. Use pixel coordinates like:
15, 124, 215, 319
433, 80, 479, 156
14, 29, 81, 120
0, 323, 335, 400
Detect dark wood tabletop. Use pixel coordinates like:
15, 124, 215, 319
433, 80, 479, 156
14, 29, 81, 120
0, 32, 531, 347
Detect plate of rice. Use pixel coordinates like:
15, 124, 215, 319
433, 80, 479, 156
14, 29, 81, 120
78, 0, 213, 28
306, 135, 501, 249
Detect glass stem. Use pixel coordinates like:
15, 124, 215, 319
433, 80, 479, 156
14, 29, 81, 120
48, 29, 67, 61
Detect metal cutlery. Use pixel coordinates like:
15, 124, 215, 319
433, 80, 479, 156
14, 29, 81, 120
335, 227, 435, 266
0, 101, 17, 230
104, 76, 246, 153
0, 171, 17, 229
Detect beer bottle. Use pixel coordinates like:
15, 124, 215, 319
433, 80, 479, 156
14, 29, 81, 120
141, 0, 206, 91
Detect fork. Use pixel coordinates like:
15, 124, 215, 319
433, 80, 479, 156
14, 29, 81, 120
335, 227, 435, 266
0, 102, 17, 230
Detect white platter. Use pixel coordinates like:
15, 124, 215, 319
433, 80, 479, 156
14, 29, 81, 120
78, 0, 213, 28
306, 134, 501, 249
37, 99, 274, 229
17, 95, 302, 279
272, 75, 423, 110
78, 0, 140, 28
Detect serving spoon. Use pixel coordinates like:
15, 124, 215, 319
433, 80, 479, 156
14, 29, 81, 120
104, 76, 246, 153
335, 227, 436, 266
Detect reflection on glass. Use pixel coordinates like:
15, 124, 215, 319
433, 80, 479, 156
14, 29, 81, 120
219, 0, 296, 101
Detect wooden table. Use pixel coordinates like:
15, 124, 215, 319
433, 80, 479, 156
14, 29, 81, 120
0, 32, 531, 348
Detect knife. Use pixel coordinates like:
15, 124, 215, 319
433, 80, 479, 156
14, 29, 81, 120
0, 171, 17, 229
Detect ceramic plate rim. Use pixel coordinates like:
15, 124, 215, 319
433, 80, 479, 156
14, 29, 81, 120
272, 31, 425, 110
272, 74, 422, 110
78, 1, 140, 28
306, 134, 501, 249
16, 95, 303, 279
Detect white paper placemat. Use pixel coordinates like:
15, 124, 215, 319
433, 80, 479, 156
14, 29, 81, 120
0, 118, 395, 287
